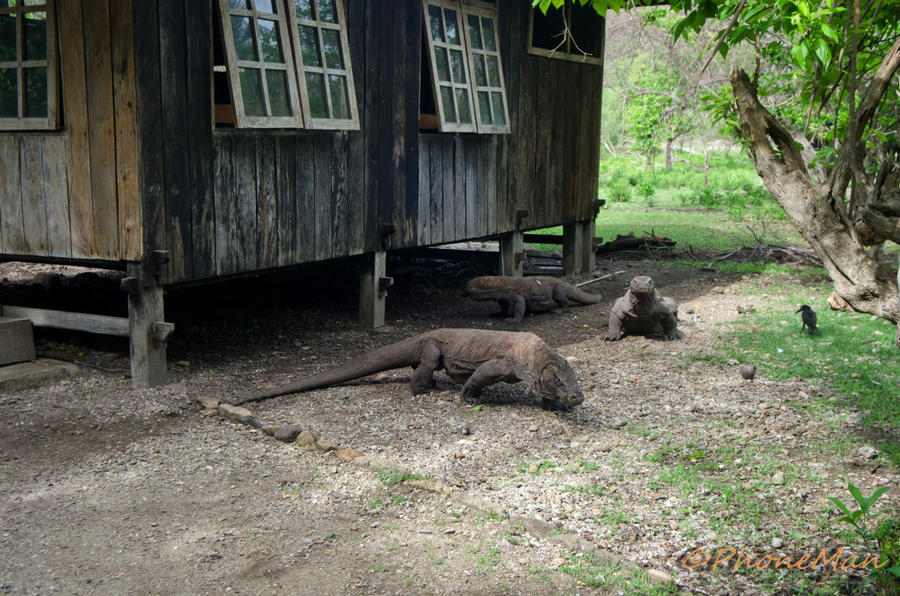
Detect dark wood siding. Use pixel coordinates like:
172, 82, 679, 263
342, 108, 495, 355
126, 0, 601, 283
412, 1, 603, 247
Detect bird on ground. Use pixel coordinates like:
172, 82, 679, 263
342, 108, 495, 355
795, 304, 817, 334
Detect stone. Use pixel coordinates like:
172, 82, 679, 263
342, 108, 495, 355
274, 424, 304, 443
0, 317, 35, 366
262, 425, 279, 436
200, 408, 219, 417
771, 537, 784, 549
196, 395, 219, 409
238, 416, 263, 429
218, 403, 253, 421
315, 438, 338, 454
857, 446, 879, 460
646, 569, 675, 585
740, 365, 756, 380
295, 431, 317, 449
334, 448, 363, 462
772, 471, 786, 485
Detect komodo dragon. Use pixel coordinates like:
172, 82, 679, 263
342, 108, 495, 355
606, 275, 679, 341
465, 276, 601, 322
230, 328, 585, 410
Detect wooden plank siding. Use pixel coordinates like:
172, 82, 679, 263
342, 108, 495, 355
411, 1, 602, 247
2, 0, 603, 287
0, 0, 142, 262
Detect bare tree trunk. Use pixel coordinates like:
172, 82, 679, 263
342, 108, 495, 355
731, 70, 899, 329
665, 137, 674, 170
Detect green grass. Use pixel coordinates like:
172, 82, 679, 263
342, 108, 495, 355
718, 282, 900, 463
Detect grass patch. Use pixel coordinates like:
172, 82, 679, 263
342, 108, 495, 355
718, 284, 900, 464
559, 553, 677, 594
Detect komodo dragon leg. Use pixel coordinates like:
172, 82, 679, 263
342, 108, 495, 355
410, 341, 442, 394
510, 294, 527, 322
459, 358, 522, 401
552, 285, 570, 308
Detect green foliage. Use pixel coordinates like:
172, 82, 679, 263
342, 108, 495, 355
827, 481, 900, 591
607, 178, 633, 203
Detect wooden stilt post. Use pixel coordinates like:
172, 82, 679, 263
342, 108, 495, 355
563, 219, 595, 276
123, 252, 171, 388
360, 250, 391, 328
499, 231, 524, 277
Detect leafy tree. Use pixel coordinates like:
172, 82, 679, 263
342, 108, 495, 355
534, 0, 900, 347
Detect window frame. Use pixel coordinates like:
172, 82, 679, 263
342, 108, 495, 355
216, 0, 303, 129
422, 0, 509, 134
0, 0, 59, 130
527, 3, 604, 66
285, 0, 359, 130
461, 3, 509, 134
422, 0, 477, 134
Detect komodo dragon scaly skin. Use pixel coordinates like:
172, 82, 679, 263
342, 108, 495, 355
606, 275, 679, 341
465, 276, 601, 322
230, 328, 584, 410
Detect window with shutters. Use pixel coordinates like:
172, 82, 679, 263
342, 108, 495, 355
215, 0, 358, 130
421, 0, 509, 134
0, 0, 59, 130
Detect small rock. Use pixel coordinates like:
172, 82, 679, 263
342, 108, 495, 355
200, 408, 219, 417
295, 431, 317, 449
646, 569, 675, 585
607, 418, 626, 429
238, 416, 264, 429
262, 425, 279, 436
740, 365, 756, 380
527, 425, 539, 433
218, 403, 253, 421
712, 286, 725, 294
772, 537, 784, 549
274, 424, 304, 443
726, 359, 739, 366
315, 438, 338, 454
857, 446, 879, 460
196, 395, 219, 409
772, 471, 786, 485
334, 448, 363, 462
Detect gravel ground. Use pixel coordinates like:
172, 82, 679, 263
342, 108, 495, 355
1, 255, 897, 595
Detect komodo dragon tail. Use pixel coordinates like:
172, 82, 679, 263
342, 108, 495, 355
563, 285, 602, 305
231, 336, 422, 405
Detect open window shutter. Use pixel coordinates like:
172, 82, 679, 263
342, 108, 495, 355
217, 0, 303, 128
422, 0, 476, 133
461, 4, 509, 134
286, 0, 359, 130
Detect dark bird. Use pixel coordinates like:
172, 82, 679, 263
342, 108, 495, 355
795, 304, 817, 334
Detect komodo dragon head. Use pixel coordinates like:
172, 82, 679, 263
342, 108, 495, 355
628, 275, 656, 300
536, 355, 584, 409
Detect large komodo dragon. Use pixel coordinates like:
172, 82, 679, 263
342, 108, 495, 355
606, 275, 679, 341
230, 328, 585, 410
465, 276, 601, 322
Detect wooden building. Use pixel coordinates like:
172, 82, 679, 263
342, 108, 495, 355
0, 0, 604, 387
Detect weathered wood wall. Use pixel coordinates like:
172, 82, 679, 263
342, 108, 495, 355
1, 0, 601, 283
414, 2, 603, 248
0, 0, 141, 262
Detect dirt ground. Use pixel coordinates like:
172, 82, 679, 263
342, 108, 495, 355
1, 252, 897, 595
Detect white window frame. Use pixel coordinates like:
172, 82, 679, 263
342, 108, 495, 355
461, 3, 509, 133
0, 0, 59, 130
286, 0, 359, 130
422, 0, 510, 134
527, 3, 604, 66
216, 0, 359, 130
